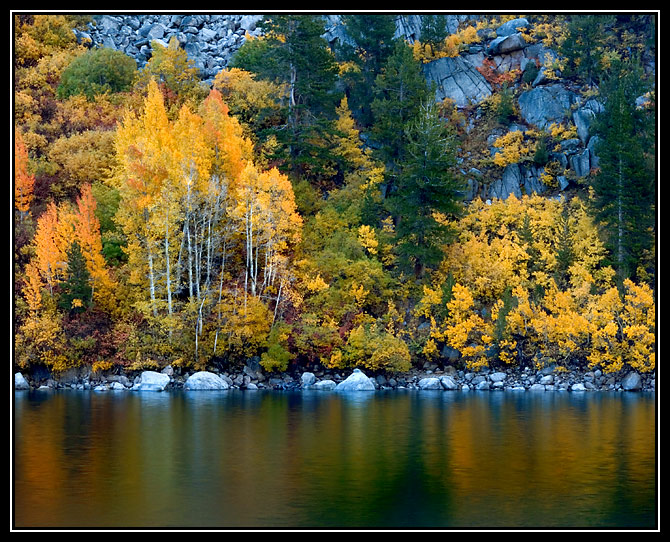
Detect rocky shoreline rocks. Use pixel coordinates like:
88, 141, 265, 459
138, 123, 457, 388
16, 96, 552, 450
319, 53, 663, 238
14, 361, 655, 394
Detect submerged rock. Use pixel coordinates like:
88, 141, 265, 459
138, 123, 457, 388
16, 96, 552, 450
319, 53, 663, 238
313, 379, 337, 391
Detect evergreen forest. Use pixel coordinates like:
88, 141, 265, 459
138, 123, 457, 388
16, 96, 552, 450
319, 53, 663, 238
13, 13, 657, 382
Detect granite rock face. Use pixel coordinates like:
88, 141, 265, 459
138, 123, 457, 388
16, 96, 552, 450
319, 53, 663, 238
423, 56, 493, 107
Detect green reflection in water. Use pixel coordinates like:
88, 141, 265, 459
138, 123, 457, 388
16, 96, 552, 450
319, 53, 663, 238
13, 390, 656, 529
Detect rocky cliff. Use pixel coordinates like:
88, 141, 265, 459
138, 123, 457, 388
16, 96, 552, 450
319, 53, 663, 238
75, 14, 640, 201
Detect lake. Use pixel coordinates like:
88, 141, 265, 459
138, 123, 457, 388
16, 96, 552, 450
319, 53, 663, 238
13, 389, 657, 530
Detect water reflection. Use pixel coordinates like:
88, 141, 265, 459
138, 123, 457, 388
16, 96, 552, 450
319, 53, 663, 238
13, 390, 656, 529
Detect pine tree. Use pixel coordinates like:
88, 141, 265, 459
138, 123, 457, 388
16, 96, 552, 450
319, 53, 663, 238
559, 14, 615, 86
554, 202, 575, 288
389, 101, 463, 278
58, 240, 92, 314
590, 58, 655, 285
337, 14, 398, 128
371, 40, 433, 180
419, 14, 448, 51
247, 15, 342, 181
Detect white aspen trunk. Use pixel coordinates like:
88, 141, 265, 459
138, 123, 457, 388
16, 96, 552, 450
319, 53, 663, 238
272, 278, 283, 326
186, 217, 194, 298
212, 246, 227, 356
165, 209, 173, 316
147, 242, 158, 318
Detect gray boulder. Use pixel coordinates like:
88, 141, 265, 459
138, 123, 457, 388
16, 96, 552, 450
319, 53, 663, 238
489, 372, 507, 383
300, 372, 317, 388
621, 371, 642, 391
440, 375, 459, 390
423, 56, 492, 107
475, 379, 490, 390
487, 33, 526, 55
109, 382, 128, 391
518, 84, 577, 129
132, 370, 171, 391
539, 374, 554, 385
418, 377, 442, 390
184, 371, 230, 390
569, 149, 592, 177
496, 17, 529, 37
335, 368, 376, 391
15, 372, 30, 390
572, 99, 604, 145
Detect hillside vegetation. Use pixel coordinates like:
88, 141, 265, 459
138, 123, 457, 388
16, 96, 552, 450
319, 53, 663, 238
13, 13, 656, 379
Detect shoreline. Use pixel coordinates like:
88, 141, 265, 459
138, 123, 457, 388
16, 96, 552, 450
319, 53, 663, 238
14, 362, 656, 393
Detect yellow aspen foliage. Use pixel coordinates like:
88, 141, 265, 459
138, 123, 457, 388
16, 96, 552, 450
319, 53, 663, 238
212, 67, 285, 130
22, 262, 43, 316
14, 308, 68, 371
587, 280, 655, 374
357, 224, 378, 255
415, 284, 443, 319
333, 97, 372, 171
439, 283, 492, 370
411, 25, 481, 63
305, 273, 329, 293
548, 122, 578, 145
531, 280, 591, 365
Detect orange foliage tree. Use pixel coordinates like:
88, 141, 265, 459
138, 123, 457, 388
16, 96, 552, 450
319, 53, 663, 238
14, 129, 35, 222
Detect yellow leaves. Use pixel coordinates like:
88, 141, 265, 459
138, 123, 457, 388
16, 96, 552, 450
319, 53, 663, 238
418, 192, 655, 373
332, 319, 411, 373
22, 262, 43, 315
492, 130, 531, 167
415, 284, 443, 319
357, 224, 378, 255
548, 122, 578, 141
29, 184, 116, 312
438, 283, 492, 370
411, 24, 481, 63
444, 230, 528, 303
351, 282, 369, 308
305, 273, 329, 293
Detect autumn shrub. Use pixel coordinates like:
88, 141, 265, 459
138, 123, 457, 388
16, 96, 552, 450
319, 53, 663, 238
57, 47, 137, 100
14, 310, 70, 372
260, 323, 294, 372
328, 316, 411, 374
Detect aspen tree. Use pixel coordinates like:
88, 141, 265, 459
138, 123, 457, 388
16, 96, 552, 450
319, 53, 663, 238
14, 129, 35, 223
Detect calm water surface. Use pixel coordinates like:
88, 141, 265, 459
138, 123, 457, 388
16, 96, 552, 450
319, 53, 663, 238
13, 389, 656, 529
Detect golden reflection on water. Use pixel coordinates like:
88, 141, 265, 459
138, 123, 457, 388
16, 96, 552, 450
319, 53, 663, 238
13, 390, 656, 529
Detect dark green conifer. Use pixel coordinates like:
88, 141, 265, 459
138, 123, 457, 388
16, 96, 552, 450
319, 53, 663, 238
58, 240, 92, 314
590, 58, 655, 285
389, 101, 463, 278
